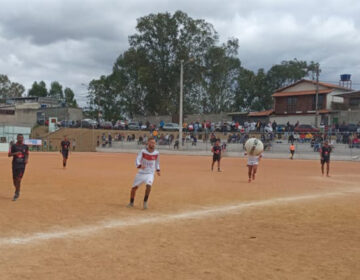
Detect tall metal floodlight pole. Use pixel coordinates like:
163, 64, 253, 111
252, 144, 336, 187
315, 63, 320, 128
179, 60, 184, 149
178, 58, 194, 149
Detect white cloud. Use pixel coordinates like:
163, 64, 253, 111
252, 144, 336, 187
1, 0, 360, 106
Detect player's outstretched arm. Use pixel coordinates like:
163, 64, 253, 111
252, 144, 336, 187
135, 150, 143, 168
155, 154, 160, 173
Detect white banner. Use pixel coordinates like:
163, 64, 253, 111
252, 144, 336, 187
25, 139, 42, 146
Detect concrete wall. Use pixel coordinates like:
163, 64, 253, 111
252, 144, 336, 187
270, 115, 317, 126
270, 110, 360, 126
41, 107, 83, 121
133, 112, 231, 124
0, 109, 37, 126
0, 107, 83, 127
336, 110, 360, 124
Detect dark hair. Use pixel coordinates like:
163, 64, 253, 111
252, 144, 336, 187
17, 134, 23, 137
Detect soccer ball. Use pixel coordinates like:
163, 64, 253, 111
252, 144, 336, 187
245, 138, 264, 156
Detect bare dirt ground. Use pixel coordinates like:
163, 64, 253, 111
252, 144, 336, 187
0, 152, 359, 280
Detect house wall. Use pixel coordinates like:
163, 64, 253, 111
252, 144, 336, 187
283, 82, 328, 92
274, 94, 327, 115
274, 81, 352, 114
326, 89, 345, 109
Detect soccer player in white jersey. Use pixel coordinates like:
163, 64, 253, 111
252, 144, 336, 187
127, 137, 160, 209
245, 152, 262, 183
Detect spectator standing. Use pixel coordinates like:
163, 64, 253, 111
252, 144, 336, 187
72, 139, 76, 151
108, 133, 112, 147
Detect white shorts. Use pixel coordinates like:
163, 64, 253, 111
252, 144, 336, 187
247, 160, 259, 166
133, 173, 154, 187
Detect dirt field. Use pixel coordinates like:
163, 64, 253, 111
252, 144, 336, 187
0, 152, 359, 280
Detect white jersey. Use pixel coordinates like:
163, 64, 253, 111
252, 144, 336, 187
136, 148, 160, 174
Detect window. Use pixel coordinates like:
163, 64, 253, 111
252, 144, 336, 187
312, 95, 324, 110
349, 97, 360, 106
287, 97, 297, 113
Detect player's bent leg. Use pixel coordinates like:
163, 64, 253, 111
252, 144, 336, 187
252, 165, 257, 180
127, 186, 138, 207
12, 168, 24, 201
12, 178, 21, 201
143, 185, 151, 209
248, 165, 252, 182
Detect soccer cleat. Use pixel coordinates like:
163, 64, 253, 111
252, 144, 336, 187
143, 201, 148, 210
127, 202, 134, 208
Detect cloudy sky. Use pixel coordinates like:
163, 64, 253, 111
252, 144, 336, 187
1, 0, 360, 105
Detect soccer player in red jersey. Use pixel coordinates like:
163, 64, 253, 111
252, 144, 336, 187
127, 137, 160, 209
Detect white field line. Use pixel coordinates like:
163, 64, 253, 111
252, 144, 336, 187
1, 188, 359, 247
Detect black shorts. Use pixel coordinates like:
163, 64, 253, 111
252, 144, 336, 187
321, 158, 330, 164
62, 150, 69, 159
290, 150, 295, 155
213, 154, 221, 162
12, 166, 25, 180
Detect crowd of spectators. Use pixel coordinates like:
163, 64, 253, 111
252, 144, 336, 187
92, 119, 360, 151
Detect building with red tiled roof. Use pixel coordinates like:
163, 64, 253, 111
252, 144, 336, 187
271, 79, 352, 126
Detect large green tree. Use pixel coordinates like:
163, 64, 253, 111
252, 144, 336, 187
64, 87, 78, 108
88, 75, 123, 121
200, 40, 241, 113
87, 11, 322, 118
127, 10, 218, 115
48, 81, 64, 100
28, 81, 48, 97
89, 11, 243, 118
0, 74, 25, 99
266, 59, 319, 91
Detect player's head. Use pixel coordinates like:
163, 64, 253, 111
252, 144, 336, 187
64, 135, 67, 140
216, 139, 220, 145
324, 140, 329, 146
147, 137, 156, 150
17, 134, 24, 144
